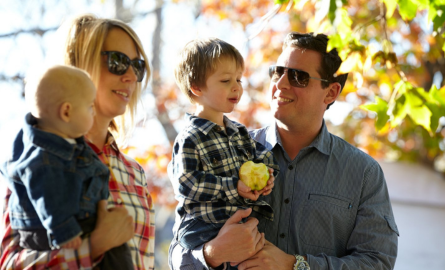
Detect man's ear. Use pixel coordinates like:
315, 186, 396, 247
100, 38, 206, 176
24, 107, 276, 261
59, 102, 72, 123
190, 84, 203, 97
324, 82, 341, 105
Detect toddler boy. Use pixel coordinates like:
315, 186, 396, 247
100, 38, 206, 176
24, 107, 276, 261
169, 38, 279, 251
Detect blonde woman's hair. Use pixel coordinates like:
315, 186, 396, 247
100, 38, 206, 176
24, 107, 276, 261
57, 14, 150, 146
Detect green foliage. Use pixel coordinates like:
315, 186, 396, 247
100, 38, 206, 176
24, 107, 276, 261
328, 0, 337, 23
363, 82, 445, 135
362, 97, 390, 130
398, 0, 419, 20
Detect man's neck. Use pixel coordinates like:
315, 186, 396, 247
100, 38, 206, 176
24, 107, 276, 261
276, 120, 322, 160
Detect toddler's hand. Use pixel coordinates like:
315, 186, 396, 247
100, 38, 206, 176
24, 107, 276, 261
259, 168, 275, 196
61, 235, 82, 249
238, 179, 261, 201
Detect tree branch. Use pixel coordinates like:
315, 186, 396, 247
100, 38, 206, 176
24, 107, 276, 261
0, 27, 57, 38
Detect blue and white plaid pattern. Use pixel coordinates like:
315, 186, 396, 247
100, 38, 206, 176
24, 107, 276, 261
169, 114, 279, 224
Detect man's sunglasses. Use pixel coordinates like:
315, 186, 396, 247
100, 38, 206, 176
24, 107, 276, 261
101, 51, 145, 82
269, 65, 329, 88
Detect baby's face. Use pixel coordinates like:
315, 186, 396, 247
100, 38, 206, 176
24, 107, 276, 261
67, 84, 96, 138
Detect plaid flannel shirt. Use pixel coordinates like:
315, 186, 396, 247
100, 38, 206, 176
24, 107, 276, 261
169, 114, 279, 225
0, 133, 155, 270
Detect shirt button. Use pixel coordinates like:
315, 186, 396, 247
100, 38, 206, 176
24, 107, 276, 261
284, 198, 290, 204
288, 165, 294, 170
117, 198, 123, 204
280, 233, 285, 238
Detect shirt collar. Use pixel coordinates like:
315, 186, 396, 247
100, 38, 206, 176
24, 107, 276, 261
85, 131, 120, 154
264, 119, 331, 156
185, 113, 238, 135
22, 113, 84, 160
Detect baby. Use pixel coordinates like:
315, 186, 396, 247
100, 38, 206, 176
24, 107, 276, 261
1, 65, 132, 269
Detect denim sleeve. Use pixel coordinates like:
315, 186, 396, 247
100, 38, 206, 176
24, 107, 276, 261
306, 162, 399, 269
1, 188, 96, 270
169, 240, 211, 270
23, 165, 82, 247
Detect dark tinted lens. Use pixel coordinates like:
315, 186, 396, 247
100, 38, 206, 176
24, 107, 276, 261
289, 69, 310, 88
108, 52, 130, 75
130, 59, 145, 82
269, 66, 285, 82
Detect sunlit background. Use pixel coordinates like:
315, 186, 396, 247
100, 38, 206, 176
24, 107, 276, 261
1, 0, 444, 269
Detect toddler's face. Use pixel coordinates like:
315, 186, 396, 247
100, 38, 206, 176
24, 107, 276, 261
196, 58, 244, 119
68, 84, 96, 138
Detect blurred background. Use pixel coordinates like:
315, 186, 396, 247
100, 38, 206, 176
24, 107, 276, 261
0, 0, 444, 269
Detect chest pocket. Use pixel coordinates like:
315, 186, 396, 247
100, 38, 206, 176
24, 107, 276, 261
201, 149, 231, 174
235, 145, 254, 164
299, 193, 354, 254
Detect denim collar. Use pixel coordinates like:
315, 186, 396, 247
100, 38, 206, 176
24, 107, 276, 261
22, 113, 84, 161
265, 119, 331, 156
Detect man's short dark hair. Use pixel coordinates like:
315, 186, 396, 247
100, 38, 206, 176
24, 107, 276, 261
283, 32, 349, 109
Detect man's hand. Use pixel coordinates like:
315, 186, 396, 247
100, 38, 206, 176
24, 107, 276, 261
235, 240, 295, 270
90, 200, 134, 259
204, 208, 265, 267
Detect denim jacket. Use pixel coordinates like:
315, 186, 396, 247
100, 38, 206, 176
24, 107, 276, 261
0, 113, 109, 248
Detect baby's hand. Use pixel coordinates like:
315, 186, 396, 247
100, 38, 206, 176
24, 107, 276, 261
61, 236, 82, 249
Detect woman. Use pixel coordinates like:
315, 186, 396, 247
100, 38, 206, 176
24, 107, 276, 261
0, 14, 155, 270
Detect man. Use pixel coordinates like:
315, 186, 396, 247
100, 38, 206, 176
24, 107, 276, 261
169, 32, 399, 270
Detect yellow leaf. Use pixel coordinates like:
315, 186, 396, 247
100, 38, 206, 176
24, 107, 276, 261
353, 71, 364, 88
338, 52, 361, 73
363, 55, 373, 72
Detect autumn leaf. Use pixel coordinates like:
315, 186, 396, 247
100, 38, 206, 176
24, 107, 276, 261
383, 0, 398, 18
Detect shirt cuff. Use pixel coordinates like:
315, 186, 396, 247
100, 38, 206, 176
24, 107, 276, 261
199, 243, 227, 270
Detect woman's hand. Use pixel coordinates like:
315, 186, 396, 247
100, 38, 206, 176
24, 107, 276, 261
90, 200, 134, 259
61, 236, 82, 249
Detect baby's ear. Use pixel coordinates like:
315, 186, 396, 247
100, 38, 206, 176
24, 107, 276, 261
59, 102, 72, 123
190, 84, 203, 97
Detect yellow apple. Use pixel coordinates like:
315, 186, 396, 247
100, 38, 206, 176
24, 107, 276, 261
239, 161, 270, 191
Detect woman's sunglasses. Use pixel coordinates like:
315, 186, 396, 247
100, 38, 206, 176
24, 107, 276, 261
101, 51, 145, 82
269, 65, 329, 88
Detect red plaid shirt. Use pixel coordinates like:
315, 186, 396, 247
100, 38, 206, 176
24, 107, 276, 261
0, 134, 155, 270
